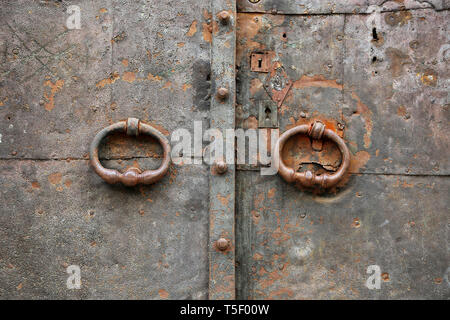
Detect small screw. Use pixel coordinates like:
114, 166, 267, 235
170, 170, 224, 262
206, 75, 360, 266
300, 212, 306, 218
217, 87, 229, 100
218, 11, 230, 23
337, 123, 345, 130
214, 160, 228, 174
216, 238, 230, 251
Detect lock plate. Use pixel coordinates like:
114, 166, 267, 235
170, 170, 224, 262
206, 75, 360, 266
258, 100, 278, 128
251, 52, 270, 72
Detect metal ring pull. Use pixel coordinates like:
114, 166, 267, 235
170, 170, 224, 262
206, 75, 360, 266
90, 118, 171, 187
274, 121, 350, 189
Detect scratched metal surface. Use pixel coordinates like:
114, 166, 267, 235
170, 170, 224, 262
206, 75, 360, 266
235, 7, 449, 299
0, 0, 211, 299
238, 0, 449, 14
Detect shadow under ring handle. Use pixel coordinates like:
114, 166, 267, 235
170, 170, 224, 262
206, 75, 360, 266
274, 121, 350, 189
90, 118, 171, 187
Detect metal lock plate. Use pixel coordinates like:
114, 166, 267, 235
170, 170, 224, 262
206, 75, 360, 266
251, 52, 270, 72
258, 100, 278, 128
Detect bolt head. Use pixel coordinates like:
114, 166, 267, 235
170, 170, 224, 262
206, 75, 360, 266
214, 160, 228, 174
216, 238, 230, 251
217, 87, 229, 100
218, 11, 230, 23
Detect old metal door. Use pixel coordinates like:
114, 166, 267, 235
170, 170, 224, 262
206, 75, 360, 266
1, 0, 449, 300
235, 0, 449, 299
0, 0, 213, 299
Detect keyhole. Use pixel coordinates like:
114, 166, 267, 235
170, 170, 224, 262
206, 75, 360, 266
265, 107, 271, 120
258, 59, 262, 69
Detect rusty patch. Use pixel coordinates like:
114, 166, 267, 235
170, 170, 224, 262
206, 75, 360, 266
385, 11, 412, 27
43, 79, 64, 111
419, 69, 438, 87
292, 75, 343, 90
186, 20, 198, 37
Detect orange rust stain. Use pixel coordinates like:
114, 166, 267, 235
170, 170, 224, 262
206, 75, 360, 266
99, 8, 107, 13
158, 289, 169, 299
48, 172, 62, 185
236, 13, 264, 66
122, 71, 136, 83
267, 188, 276, 199
202, 22, 212, 43
249, 78, 263, 96
397, 106, 407, 117
43, 79, 64, 111
147, 73, 162, 82
349, 150, 370, 173
351, 218, 361, 228
419, 69, 438, 87
96, 72, 120, 88
186, 20, 198, 37
177, 42, 185, 47
64, 179, 72, 188
182, 83, 192, 91
31, 181, 40, 189
16, 283, 23, 290
381, 273, 390, 282
121, 59, 128, 67
268, 288, 294, 299
253, 253, 263, 261
292, 75, 343, 90
217, 193, 231, 206
351, 92, 373, 149
162, 81, 172, 90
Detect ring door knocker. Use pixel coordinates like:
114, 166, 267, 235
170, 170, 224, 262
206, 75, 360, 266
274, 121, 350, 189
90, 118, 171, 187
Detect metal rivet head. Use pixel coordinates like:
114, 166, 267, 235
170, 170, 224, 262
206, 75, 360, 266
218, 11, 230, 23
216, 238, 230, 251
217, 87, 229, 100
249, 0, 261, 3
214, 160, 228, 174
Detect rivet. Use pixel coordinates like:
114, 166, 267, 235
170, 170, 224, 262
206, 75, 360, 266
218, 11, 230, 23
248, 0, 261, 3
300, 112, 306, 118
216, 238, 230, 251
217, 87, 229, 100
214, 160, 228, 174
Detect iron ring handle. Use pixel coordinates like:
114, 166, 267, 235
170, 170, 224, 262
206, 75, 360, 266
90, 118, 171, 187
274, 121, 350, 189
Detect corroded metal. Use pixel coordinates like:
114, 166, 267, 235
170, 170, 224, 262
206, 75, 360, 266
275, 122, 350, 189
209, 0, 237, 300
90, 118, 171, 187
214, 160, 228, 174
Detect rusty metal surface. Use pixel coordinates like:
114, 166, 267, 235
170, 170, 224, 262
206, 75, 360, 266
0, 0, 211, 299
235, 7, 449, 299
236, 10, 449, 175
238, 0, 449, 14
236, 171, 449, 299
0, 0, 211, 160
209, 0, 237, 300
0, 159, 209, 299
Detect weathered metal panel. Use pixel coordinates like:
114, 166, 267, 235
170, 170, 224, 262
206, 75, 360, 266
236, 11, 449, 176
235, 8, 449, 299
238, 0, 449, 14
0, 0, 212, 299
0, 0, 211, 159
209, 0, 237, 300
236, 171, 449, 299
0, 159, 209, 299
